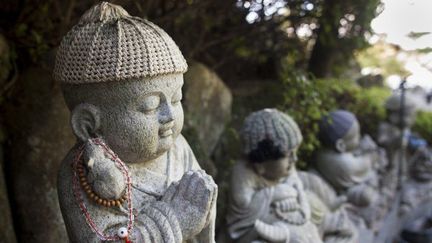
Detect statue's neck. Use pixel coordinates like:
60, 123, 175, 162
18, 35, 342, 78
70, 141, 170, 175
127, 152, 168, 175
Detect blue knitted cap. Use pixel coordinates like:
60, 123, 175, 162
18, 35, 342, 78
318, 110, 357, 147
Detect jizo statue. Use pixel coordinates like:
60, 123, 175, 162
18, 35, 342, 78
226, 109, 322, 243
314, 110, 389, 238
54, 2, 217, 242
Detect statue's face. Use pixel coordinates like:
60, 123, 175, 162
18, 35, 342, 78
412, 149, 432, 181
260, 148, 298, 181
387, 108, 416, 128
98, 74, 184, 163
341, 120, 361, 152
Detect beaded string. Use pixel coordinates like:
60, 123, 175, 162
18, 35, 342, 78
77, 160, 127, 207
72, 138, 134, 242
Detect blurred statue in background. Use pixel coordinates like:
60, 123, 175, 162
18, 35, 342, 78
226, 109, 322, 243
400, 148, 432, 215
377, 93, 418, 185
378, 93, 418, 152
313, 110, 389, 241
55, 2, 217, 242
299, 171, 358, 243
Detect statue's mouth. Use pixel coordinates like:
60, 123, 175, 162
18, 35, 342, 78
159, 129, 173, 138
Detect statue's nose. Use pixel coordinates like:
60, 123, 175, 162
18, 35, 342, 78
159, 103, 175, 125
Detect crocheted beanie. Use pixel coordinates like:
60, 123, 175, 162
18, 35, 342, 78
385, 93, 416, 112
318, 110, 356, 147
242, 109, 303, 155
54, 2, 187, 84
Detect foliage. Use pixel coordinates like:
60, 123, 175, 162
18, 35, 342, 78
278, 68, 355, 166
307, 0, 382, 77
0, 0, 383, 84
407, 31, 431, 40
413, 111, 432, 144
416, 47, 432, 54
355, 42, 409, 78
278, 67, 390, 167
346, 86, 390, 137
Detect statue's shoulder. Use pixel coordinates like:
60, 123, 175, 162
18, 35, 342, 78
315, 150, 362, 176
299, 170, 338, 201
174, 134, 191, 149
232, 159, 253, 176
231, 160, 259, 186
58, 145, 79, 183
298, 170, 323, 187
316, 149, 344, 163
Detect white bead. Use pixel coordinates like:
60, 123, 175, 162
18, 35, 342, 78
117, 227, 128, 238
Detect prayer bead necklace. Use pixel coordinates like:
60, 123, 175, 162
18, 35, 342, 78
72, 138, 134, 242
76, 160, 127, 207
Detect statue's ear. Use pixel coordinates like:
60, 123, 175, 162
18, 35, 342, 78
335, 139, 346, 153
71, 104, 101, 142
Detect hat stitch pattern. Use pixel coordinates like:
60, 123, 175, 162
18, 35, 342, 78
242, 109, 302, 154
54, 2, 187, 83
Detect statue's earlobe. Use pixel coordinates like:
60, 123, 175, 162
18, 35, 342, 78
71, 103, 101, 142
335, 139, 346, 153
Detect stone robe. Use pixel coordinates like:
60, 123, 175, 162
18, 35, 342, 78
226, 160, 322, 243
58, 135, 215, 243
299, 171, 358, 243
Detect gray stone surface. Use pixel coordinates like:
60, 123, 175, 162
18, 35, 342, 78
5, 66, 73, 243
56, 3, 217, 242
314, 110, 390, 240
226, 109, 322, 243
299, 171, 358, 243
378, 93, 417, 156
377, 93, 418, 207
59, 75, 217, 242
183, 62, 232, 176
399, 148, 432, 216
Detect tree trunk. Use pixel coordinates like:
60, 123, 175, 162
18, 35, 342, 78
308, 0, 341, 78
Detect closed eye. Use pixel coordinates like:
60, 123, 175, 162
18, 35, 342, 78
139, 95, 160, 114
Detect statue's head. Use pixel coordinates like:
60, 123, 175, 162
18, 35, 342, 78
385, 93, 417, 128
410, 148, 432, 182
241, 109, 303, 181
54, 2, 187, 163
318, 110, 360, 153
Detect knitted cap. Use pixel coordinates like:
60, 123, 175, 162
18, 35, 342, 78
385, 93, 416, 111
242, 109, 303, 155
54, 2, 187, 84
318, 110, 356, 147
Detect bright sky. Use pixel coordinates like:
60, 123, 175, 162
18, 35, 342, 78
371, 0, 432, 90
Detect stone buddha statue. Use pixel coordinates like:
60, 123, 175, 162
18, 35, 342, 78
54, 2, 217, 242
375, 93, 419, 222
377, 93, 417, 182
313, 110, 388, 238
400, 148, 432, 215
226, 109, 322, 243
378, 93, 417, 153
314, 110, 378, 193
